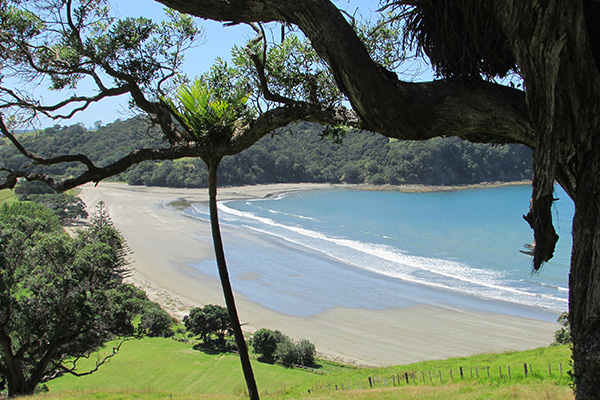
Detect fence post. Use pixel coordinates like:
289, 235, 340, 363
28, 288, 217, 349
508, 365, 511, 379
422, 371, 425, 383
405, 372, 409, 384
560, 363, 563, 377
429, 371, 432, 382
439, 370, 442, 383
368, 377, 373, 389
459, 367, 464, 379
499, 366, 502, 378
476, 366, 479, 378
549, 363, 552, 376
524, 363, 528, 377
450, 368, 453, 380
529, 364, 532, 375
470, 367, 473, 379
487, 366, 490, 378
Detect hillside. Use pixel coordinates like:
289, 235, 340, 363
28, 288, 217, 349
36, 337, 571, 400
0, 118, 532, 188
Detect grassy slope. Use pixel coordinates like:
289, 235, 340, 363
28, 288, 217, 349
35, 337, 572, 400
0, 189, 17, 205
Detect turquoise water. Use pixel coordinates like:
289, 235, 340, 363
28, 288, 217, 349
186, 185, 572, 320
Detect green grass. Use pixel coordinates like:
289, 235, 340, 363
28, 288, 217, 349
46, 337, 317, 398
34, 337, 572, 400
0, 189, 17, 205
284, 345, 572, 397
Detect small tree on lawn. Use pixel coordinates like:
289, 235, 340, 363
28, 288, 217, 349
183, 304, 231, 343
140, 306, 175, 338
250, 328, 286, 363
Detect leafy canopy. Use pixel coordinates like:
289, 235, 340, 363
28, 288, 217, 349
0, 201, 144, 397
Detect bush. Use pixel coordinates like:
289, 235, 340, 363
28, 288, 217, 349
140, 306, 174, 338
295, 339, 316, 367
274, 338, 297, 367
553, 312, 571, 345
250, 328, 316, 367
250, 328, 286, 362
183, 304, 231, 343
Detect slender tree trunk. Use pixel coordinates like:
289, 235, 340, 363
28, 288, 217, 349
206, 157, 260, 400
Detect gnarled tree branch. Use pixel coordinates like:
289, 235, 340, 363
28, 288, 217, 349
156, 0, 534, 147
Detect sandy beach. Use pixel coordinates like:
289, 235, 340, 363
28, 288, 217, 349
78, 182, 559, 367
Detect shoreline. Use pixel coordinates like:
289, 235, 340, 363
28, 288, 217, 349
78, 181, 557, 367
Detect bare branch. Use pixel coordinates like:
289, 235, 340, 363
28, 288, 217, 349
48, 338, 131, 380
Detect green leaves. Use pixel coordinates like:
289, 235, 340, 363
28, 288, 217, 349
164, 77, 250, 142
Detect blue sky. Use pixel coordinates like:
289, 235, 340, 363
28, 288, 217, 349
38, 0, 413, 129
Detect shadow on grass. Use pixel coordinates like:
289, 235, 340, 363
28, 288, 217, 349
192, 339, 237, 355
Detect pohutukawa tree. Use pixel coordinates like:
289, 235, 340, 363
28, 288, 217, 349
148, 1, 600, 398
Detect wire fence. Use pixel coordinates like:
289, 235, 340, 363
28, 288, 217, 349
304, 361, 570, 395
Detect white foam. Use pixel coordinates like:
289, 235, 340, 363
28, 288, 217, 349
218, 203, 567, 311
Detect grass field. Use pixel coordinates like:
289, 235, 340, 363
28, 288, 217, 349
0, 189, 17, 205
27, 336, 573, 400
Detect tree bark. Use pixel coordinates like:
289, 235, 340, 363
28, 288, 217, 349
206, 157, 260, 400
570, 152, 600, 398
500, 1, 600, 396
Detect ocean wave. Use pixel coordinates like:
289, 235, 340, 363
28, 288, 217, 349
218, 202, 567, 311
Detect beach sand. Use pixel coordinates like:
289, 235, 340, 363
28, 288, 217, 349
78, 182, 559, 367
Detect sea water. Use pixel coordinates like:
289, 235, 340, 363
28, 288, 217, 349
185, 185, 572, 321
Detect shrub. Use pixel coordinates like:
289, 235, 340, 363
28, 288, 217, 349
140, 306, 174, 338
183, 304, 231, 343
250, 328, 287, 362
251, 328, 316, 367
274, 338, 297, 367
295, 339, 316, 367
553, 312, 571, 345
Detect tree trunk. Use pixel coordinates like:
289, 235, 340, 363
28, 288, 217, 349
206, 157, 260, 400
570, 150, 600, 398
501, 1, 600, 397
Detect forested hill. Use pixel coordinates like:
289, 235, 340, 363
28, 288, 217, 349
0, 118, 532, 188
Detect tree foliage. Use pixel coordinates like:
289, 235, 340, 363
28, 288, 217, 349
0, 202, 143, 397
0, 119, 532, 188
139, 305, 175, 338
249, 328, 316, 367
183, 305, 232, 343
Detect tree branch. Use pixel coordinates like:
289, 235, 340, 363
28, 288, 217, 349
1, 103, 359, 192
156, 0, 534, 147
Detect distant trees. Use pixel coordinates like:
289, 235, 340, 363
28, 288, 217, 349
183, 305, 232, 343
0, 202, 145, 397
0, 120, 533, 189
249, 328, 316, 367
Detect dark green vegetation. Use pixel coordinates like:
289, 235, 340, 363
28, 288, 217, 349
0, 202, 146, 397
183, 305, 232, 344
250, 328, 316, 368
0, 119, 532, 189
30, 337, 570, 399
14, 181, 88, 224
